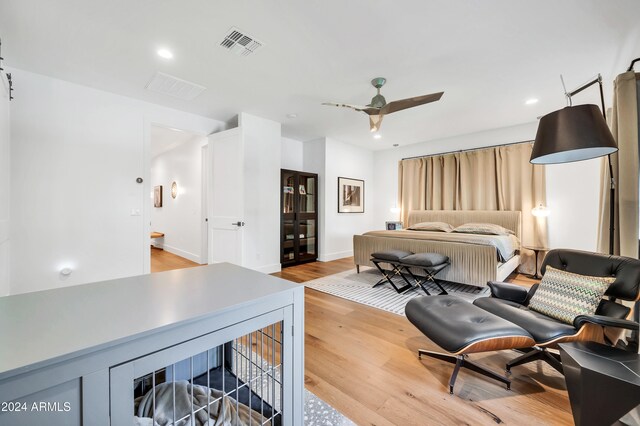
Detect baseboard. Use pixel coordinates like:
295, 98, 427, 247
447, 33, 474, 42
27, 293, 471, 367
161, 244, 202, 264
252, 263, 282, 274
319, 250, 353, 262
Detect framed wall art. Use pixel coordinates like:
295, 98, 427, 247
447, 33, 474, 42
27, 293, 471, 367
338, 177, 364, 213
154, 185, 163, 208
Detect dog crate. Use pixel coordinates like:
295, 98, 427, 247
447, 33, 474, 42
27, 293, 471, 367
112, 313, 285, 425
0, 264, 304, 426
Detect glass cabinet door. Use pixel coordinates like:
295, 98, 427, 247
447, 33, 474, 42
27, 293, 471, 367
282, 219, 296, 262
298, 219, 316, 261
297, 175, 316, 214
282, 171, 296, 214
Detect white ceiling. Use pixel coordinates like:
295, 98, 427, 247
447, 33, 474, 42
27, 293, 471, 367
1, 0, 639, 150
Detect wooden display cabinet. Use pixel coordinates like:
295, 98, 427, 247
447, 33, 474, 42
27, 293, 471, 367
281, 169, 318, 266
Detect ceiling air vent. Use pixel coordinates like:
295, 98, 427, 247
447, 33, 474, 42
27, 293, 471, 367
220, 27, 263, 57
145, 72, 207, 101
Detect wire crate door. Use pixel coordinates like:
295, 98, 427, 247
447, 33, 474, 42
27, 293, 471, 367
109, 307, 293, 426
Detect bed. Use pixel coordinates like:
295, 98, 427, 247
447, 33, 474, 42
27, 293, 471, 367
353, 210, 522, 288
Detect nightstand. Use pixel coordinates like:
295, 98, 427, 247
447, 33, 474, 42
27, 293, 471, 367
523, 246, 549, 279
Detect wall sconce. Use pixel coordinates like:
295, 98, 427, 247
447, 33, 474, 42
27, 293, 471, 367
171, 181, 178, 199
531, 204, 550, 217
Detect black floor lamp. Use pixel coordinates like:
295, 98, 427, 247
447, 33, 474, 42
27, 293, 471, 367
530, 74, 618, 255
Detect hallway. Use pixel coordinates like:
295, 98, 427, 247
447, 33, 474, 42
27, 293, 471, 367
150, 247, 202, 273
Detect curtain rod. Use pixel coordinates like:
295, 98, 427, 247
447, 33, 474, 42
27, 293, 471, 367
401, 139, 533, 161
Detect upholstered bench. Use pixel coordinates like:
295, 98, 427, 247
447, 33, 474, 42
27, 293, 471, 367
370, 250, 450, 295
401, 253, 450, 295
405, 295, 535, 394
370, 249, 415, 293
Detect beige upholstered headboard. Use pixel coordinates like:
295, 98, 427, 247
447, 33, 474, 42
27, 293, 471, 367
407, 210, 522, 240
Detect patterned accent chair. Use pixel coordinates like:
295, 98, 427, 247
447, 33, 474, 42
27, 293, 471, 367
473, 249, 640, 373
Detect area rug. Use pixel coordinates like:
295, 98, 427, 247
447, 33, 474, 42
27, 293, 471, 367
304, 267, 490, 316
304, 389, 355, 426
235, 343, 354, 425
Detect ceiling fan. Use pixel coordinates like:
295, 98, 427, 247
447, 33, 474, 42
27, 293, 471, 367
322, 77, 444, 132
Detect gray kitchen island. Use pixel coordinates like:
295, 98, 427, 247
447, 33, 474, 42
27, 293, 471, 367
0, 263, 304, 425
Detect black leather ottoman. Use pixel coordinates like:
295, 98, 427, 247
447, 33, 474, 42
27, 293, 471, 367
406, 295, 535, 394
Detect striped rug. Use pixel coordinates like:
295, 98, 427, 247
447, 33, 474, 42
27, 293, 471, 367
304, 267, 490, 316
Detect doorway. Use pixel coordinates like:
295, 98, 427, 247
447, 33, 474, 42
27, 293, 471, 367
149, 125, 208, 272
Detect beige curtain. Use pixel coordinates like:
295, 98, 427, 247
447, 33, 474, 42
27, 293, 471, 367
398, 142, 547, 273
597, 71, 639, 257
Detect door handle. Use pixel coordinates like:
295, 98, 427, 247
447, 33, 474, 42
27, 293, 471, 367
232, 221, 245, 227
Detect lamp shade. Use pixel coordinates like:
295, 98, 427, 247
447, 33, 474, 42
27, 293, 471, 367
531, 104, 617, 164
531, 204, 550, 217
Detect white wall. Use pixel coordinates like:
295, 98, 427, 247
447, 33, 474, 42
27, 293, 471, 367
303, 137, 376, 261
150, 135, 206, 263
0, 75, 10, 296
9, 68, 225, 294
372, 122, 602, 251
239, 112, 282, 273
281, 137, 304, 171
545, 159, 602, 250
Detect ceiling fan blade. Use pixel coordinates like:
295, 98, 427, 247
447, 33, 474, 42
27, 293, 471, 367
322, 102, 367, 111
322, 102, 380, 115
369, 114, 384, 132
380, 91, 444, 115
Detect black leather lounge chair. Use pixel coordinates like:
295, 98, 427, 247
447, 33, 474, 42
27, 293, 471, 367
406, 249, 640, 394
474, 248, 640, 374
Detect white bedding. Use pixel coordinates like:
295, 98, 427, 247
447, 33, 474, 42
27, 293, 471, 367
363, 229, 520, 261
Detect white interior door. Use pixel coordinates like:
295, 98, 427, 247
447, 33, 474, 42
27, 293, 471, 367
200, 145, 209, 264
207, 128, 244, 265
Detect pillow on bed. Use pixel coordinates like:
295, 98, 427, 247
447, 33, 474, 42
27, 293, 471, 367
452, 223, 514, 236
408, 222, 454, 232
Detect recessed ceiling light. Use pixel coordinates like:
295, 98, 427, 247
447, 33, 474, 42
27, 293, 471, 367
286, 113, 298, 119
373, 133, 382, 140
525, 98, 539, 105
157, 48, 174, 59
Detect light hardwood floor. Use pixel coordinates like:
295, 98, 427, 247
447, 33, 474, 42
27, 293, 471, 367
276, 259, 571, 426
155, 251, 572, 425
150, 247, 202, 273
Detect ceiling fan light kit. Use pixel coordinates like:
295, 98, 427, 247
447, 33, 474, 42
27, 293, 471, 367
369, 115, 383, 132
323, 77, 444, 132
